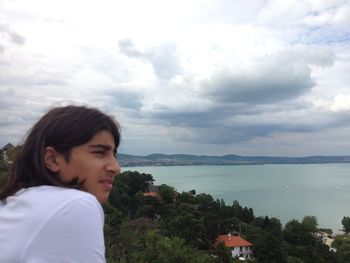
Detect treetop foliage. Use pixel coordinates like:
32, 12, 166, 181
103, 170, 346, 263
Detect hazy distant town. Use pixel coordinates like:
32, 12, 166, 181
118, 153, 350, 167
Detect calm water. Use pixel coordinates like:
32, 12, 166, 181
122, 163, 350, 233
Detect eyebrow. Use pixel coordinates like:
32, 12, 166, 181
89, 144, 116, 154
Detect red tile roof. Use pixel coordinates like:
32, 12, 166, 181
143, 191, 158, 197
215, 235, 253, 247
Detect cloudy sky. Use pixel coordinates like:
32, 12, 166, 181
0, 0, 350, 156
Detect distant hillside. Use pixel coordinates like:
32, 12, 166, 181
118, 153, 350, 167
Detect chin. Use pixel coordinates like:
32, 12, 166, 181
97, 195, 109, 204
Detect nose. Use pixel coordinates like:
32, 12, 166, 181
107, 157, 121, 177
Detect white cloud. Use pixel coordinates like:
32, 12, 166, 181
0, 0, 349, 156
304, 1, 350, 28
314, 94, 350, 112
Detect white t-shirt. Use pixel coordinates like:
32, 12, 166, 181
0, 185, 106, 263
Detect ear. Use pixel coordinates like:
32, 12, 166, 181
44, 146, 61, 173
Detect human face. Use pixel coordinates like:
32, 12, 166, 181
58, 130, 120, 203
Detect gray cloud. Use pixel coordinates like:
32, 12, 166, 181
129, 44, 338, 146
193, 124, 287, 144
202, 52, 320, 104
141, 91, 349, 145
147, 43, 181, 81
118, 39, 145, 58
0, 57, 68, 87
105, 86, 144, 110
0, 87, 53, 146
119, 39, 181, 81
162, 110, 343, 145
0, 24, 25, 45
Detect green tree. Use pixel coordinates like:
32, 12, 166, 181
177, 191, 196, 204
4, 145, 21, 162
212, 242, 232, 263
341, 216, 350, 234
108, 171, 154, 217
131, 230, 214, 263
286, 256, 304, 263
158, 184, 176, 204
135, 194, 162, 219
0, 159, 9, 190
245, 225, 286, 263
302, 216, 318, 233
241, 207, 254, 224
283, 219, 335, 263
164, 203, 204, 247
252, 216, 283, 239
103, 203, 124, 262
333, 235, 350, 263
284, 220, 314, 246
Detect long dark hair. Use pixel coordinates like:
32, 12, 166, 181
0, 105, 120, 200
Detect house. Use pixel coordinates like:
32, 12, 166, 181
215, 233, 253, 260
143, 191, 158, 197
315, 231, 337, 252
147, 185, 160, 193
2, 143, 14, 149
143, 185, 160, 198
1, 143, 14, 162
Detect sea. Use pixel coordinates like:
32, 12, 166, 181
122, 163, 350, 233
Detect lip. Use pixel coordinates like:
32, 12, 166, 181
99, 179, 114, 191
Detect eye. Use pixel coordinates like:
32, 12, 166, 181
93, 151, 105, 156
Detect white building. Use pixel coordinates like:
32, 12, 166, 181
215, 233, 253, 260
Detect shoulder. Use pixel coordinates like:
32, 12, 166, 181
36, 189, 105, 233
19, 185, 96, 200
30, 186, 104, 222
0, 186, 105, 262
15, 185, 101, 209
21, 187, 106, 262
7, 186, 104, 232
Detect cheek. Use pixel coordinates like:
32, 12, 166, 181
79, 161, 102, 181
65, 160, 91, 180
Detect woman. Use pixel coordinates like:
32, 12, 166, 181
0, 105, 121, 262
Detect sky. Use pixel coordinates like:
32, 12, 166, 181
0, 0, 350, 156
